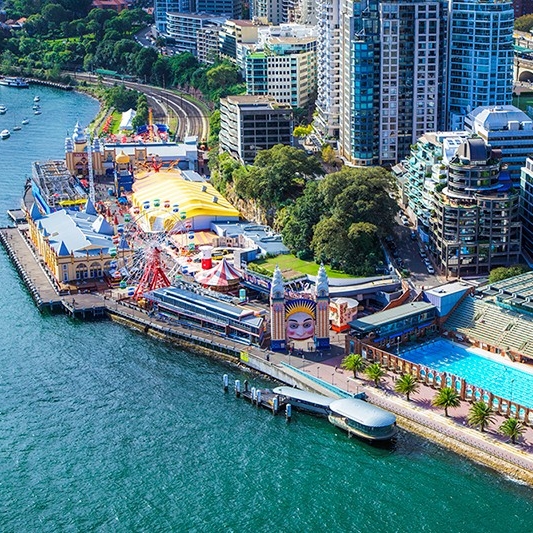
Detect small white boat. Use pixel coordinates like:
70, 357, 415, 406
33, 95, 40, 102
1, 129, 11, 139
32, 103, 40, 110
0, 105, 7, 114
22, 118, 29, 125
13, 125, 22, 131
34, 109, 41, 115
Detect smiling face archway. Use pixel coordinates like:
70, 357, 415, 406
285, 299, 316, 341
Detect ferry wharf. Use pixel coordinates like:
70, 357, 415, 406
3, 224, 533, 485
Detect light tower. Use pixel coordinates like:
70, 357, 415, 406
85, 128, 95, 204
270, 265, 286, 351
314, 263, 330, 349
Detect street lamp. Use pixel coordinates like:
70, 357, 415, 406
397, 336, 401, 356
331, 372, 335, 385
317, 367, 320, 379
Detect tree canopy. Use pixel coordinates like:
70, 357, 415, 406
488, 265, 530, 284
279, 166, 396, 275
515, 15, 533, 32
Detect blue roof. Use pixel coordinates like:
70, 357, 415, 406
329, 398, 396, 427
35, 209, 116, 257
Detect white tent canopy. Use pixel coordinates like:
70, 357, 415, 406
119, 108, 136, 131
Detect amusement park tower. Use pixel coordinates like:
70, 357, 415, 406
270, 265, 286, 351
314, 264, 330, 349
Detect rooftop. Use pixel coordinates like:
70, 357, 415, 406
348, 302, 436, 333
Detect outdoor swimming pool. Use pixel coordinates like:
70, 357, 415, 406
400, 339, 533, 409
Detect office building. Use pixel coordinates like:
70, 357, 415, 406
219, 95, 293, 164
464, 105, 533, 186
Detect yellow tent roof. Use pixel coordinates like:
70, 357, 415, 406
131, 169, 240, 231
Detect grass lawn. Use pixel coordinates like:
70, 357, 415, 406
253, 255, 354, 279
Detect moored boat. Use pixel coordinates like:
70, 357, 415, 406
34, 109, 42, 115
13, 125, 22, 131
0, 105, 7, 114
22, 118, 29, 125
0, 76, 29, 88
1, 129, 11, 139
328, 398, 397, 441
272, 386, 334, 416
33, 95, 40, 102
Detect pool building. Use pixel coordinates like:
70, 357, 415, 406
347, 276, 533, 425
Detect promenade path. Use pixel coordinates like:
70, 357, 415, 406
300, 354, 533, 477
2, 225, 533, 481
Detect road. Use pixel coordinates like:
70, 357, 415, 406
73, 73, 210, 143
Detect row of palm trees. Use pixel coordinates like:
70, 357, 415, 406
340, 353, 526, 445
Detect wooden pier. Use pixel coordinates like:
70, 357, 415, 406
0, 225, 106, 317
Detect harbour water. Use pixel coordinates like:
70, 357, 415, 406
1, 86, 533, 532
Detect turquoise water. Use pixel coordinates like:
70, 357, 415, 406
1, 86, 533, 532
401, 339, 533, 408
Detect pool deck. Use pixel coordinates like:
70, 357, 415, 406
297, 353, 533, 481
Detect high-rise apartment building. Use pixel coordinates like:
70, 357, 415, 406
196, 0, 243, 18
318, 0, 514, 165
432, 139, 521, 277
246, 36, 317, 107
338, 0, 447, 166
447, 0, 514, 130
314, 0, 340, 141
464, 105, 533, 187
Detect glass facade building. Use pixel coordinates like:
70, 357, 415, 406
447, 0, 514, 130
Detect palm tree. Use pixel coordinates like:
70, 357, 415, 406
499, 418, 525, 444
341, 353, 365, 378
467, 401, 496, 432
432, 387, 461, 417
394, 373, 419, 401
365, 362, 385, 387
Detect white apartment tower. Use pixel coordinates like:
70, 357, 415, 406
314, 0, 340, 141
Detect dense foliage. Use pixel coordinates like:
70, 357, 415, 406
209, 144, 323, 209
515, 14, 533, 32
279, 167, 397, 275
0, 5, 244, 106
488, 264, 530, 284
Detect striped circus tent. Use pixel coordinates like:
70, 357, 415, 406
194, 258, 241, 292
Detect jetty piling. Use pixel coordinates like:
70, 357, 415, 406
286, 403, 292, 423
223, 374, 229, 392
235, 379, 241, 398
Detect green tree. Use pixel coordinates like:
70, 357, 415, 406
321, 144, 336, 165
365, 362, 385, 387
515, 14, 533, 32
280, 181, 325, 258
499, 418, 525, 444
293, 124, 312, 138
488, 265, 530, 284
341, 353, 365, 378
467, 401, 495, 433
394, 373, 419, 402
432, 387, 461, 417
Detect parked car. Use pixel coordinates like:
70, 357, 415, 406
410, 231, 417, 241
401, 216, 410, 226
427, 265, 435, 274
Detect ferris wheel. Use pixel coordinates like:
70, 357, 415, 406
108, 200, 197, 299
